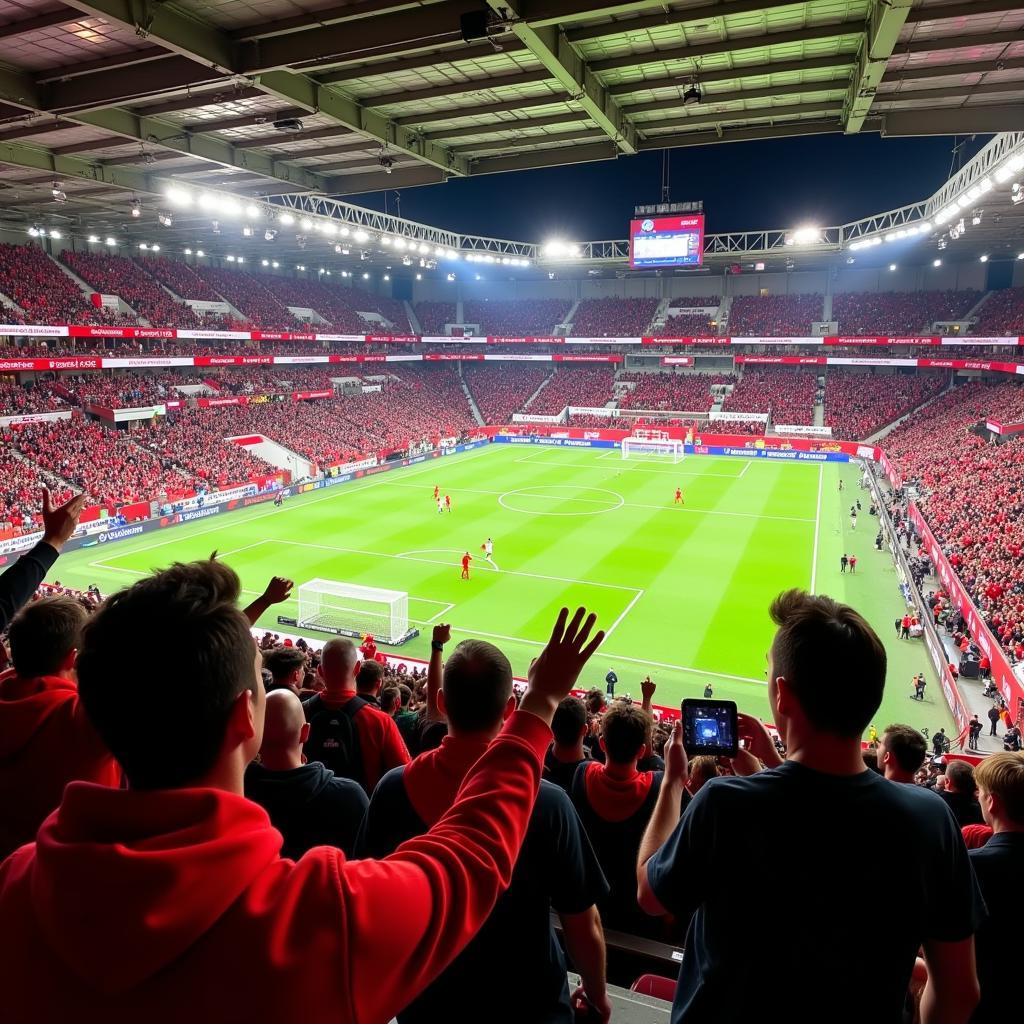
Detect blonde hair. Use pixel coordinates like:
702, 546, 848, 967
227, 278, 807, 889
974, 752, 1024, 823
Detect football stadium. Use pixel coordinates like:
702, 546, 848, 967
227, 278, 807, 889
1, 1, 1023, 1021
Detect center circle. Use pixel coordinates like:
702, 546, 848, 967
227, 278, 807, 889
498, 485, 625, 517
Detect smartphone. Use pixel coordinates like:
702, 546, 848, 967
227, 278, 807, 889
681, 698, 739, 757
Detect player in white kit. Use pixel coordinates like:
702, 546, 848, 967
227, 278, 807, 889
482, 537, 499, 570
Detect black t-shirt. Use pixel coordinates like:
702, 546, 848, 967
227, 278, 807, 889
358, 773, 608, 1024
969, 833, 1024, 1023
543, 747, 588, 792
647, 761, 985, 1024
243, 761, 368, 859
940, 789, 985, 828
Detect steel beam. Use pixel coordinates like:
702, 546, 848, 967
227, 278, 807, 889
624, 79, 849, 115
0, 8, 79, 39
906, 0, 1024, 23
637, 102, 844, 135
876, 80, 1024, 105
896, 30, 1024, 57
469, 140, 618, 175
232, 127, 352, 150
395, 93, 571, 125
59, 0, 466, 175
883, 56, 1024, 84
423, 110, 590, 140
290, 140, 378, 160
565, 0, 814, 45
591, 20, 866, 75
133, 87, 267, 116
844, 0, 912, 134
487, 0, 636, 154
366, 70, 554, 108
451, 127, 608, 154
237, 1, 481, 74
230, 0, 441, 42
0, 118, 74, 142
0, 139, 153, 193
316, 40, 529, 84
881, 105, 1024, 136
180, 108, 308, 134
635, 117, 853, 151
326, 163, 448, 195
608, 55, 858, 97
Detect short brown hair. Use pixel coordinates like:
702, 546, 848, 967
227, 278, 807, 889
357, 659, 385, 694
881, 724, 928, 774
8, 596, 87, 679
944, 759, 976, 795
770, 589, 886, 737
443, 639, 513, 732
975, 752, 1024, 823
552, 696, 587, 746
262, 647, 306, 687
601, 703, 651, 764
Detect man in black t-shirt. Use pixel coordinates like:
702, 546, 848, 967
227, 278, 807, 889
244, 690, 368, 858
358, 637, 610, 1024
940, 760, 985, 828
544, 695, 590, 792
637, 589, 985, 1024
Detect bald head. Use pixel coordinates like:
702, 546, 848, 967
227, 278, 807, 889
260, 690, 308, 764
319, 638, 359, 694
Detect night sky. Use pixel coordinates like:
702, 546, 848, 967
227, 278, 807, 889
354, 132, 987, 241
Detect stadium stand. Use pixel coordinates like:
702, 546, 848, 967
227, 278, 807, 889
721, 368, 817, 424
654, 312, 719, 336
63, 372, 200, 409
464, 298, 572, 335
822, 371, 947, 440
726, 294, 823, 335
413, 301, 456, 334
617, 372, 733, 412
971, 287, 1024, 335
137, 256, 222, 301
0, 447, 71, 533
195, 266, 295, 328
524, 366, 616, 415
833, 290, 980, 335
59, 252, 201, 327
463, 364, 550, 423
568, 298, 659, 337
0, 380, 66, 416
0, 243, 105, 325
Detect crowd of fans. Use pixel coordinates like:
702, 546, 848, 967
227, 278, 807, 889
63, 372, 201, 409
721, 368, 818, 424
0, 243, 110, 325
617, 372, 734, 413
972, 287, 1024, 336
833, 290, 980, 335
59, 253, 202, 328
0, 380, 65, 417
882, 380, 1024, 662
463, 364, 551, 423
823, 371, 947, 440
726, 294, 824, 336
413, 302, 456, 334
463, 298, 572, 336
137, 256, 222, 302
567, 298, 659, 337
195, 266, 297, 329
524, 366, 617, 415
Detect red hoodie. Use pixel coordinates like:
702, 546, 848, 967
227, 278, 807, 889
0, 672, 121, 859
0, 708, 550, 1024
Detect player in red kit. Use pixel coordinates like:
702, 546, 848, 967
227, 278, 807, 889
461, 551, 472, 579
674, 487, 683, 505
445, 494, 452, 513
433, 485, 439, 501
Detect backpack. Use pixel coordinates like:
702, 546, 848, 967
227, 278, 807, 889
302, 695, 367, 789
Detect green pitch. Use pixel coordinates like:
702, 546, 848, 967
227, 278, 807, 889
47, 442, 954, 741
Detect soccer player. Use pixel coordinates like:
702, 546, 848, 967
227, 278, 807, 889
444, 494, 452, 513
433, 484, 439, 502
482, 537, 499, 571
674, 487, 683, 505
461, 551, 472, 579
274, 490, 284, 508
436, 497, 444, 515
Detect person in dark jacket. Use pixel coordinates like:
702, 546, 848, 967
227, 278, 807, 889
245, 689, 368, 858
940, 760, 985, 828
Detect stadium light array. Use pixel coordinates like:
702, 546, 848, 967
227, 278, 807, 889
197, 193, 216, 211
245, 205, 260, 219
932, 259, 942, 267
165, 187, 192, 207
88, 235, 99, 244
49, 230, 61, 239
184, 248, 192, 255
272, 261, 279, 268
196, 250, 205, 258
394, 238, 407, 250
1018, 252, 1024, 260
226, 255, 236, 262
104, 237, 116, 247
362, 272, 370, 279
353, 229, 369, 243
785, 225, 822, 246
889, 263, 897, 271
262, 259, 269, 266
415, 273, 422, 280
279, 213, 295, 226
543, 240, 580, 259
980, 254, 989, 263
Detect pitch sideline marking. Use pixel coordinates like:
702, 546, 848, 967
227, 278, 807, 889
810, 462, 823, 593
601, 588, 645, 642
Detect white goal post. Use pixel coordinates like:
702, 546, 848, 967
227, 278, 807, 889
294, 578, 416, 645
621, 430, 686, 463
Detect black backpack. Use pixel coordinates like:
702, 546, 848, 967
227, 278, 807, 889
302, 695, 367, 789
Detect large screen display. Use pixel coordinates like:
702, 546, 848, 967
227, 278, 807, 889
629, 214, 705, 269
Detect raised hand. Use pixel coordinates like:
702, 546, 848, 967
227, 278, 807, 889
664, 719, 689, 788
640, 676, 656, 708
737, 711, 784, 766
432, 623, 451, 646
521, 607, 605, 726
262, 576, 294, 605
41, 488, 87, 551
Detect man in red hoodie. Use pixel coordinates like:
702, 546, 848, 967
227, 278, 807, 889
0, 595, 120, 859
0, 557, 604, 1024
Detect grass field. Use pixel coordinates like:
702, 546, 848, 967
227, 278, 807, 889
47, 442, 954, 740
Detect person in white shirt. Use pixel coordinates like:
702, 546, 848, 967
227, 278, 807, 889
483, 537, 499, 571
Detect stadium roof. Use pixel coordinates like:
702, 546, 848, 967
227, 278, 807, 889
0, 0, 1021, 271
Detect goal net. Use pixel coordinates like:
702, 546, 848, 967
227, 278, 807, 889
622, 430, 685, 463
296, 578, 413, 644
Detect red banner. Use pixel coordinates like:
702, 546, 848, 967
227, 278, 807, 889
735, 356, 828, 365
824, 336, 941, 346
292, 389, 332, 401
641, 336, 727, 346
660, 356, 694, 366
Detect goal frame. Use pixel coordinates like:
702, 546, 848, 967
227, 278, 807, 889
279, 577, 419, 646
621, 432, 686, 463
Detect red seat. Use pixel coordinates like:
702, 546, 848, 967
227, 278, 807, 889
631, 973, 676, 1001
